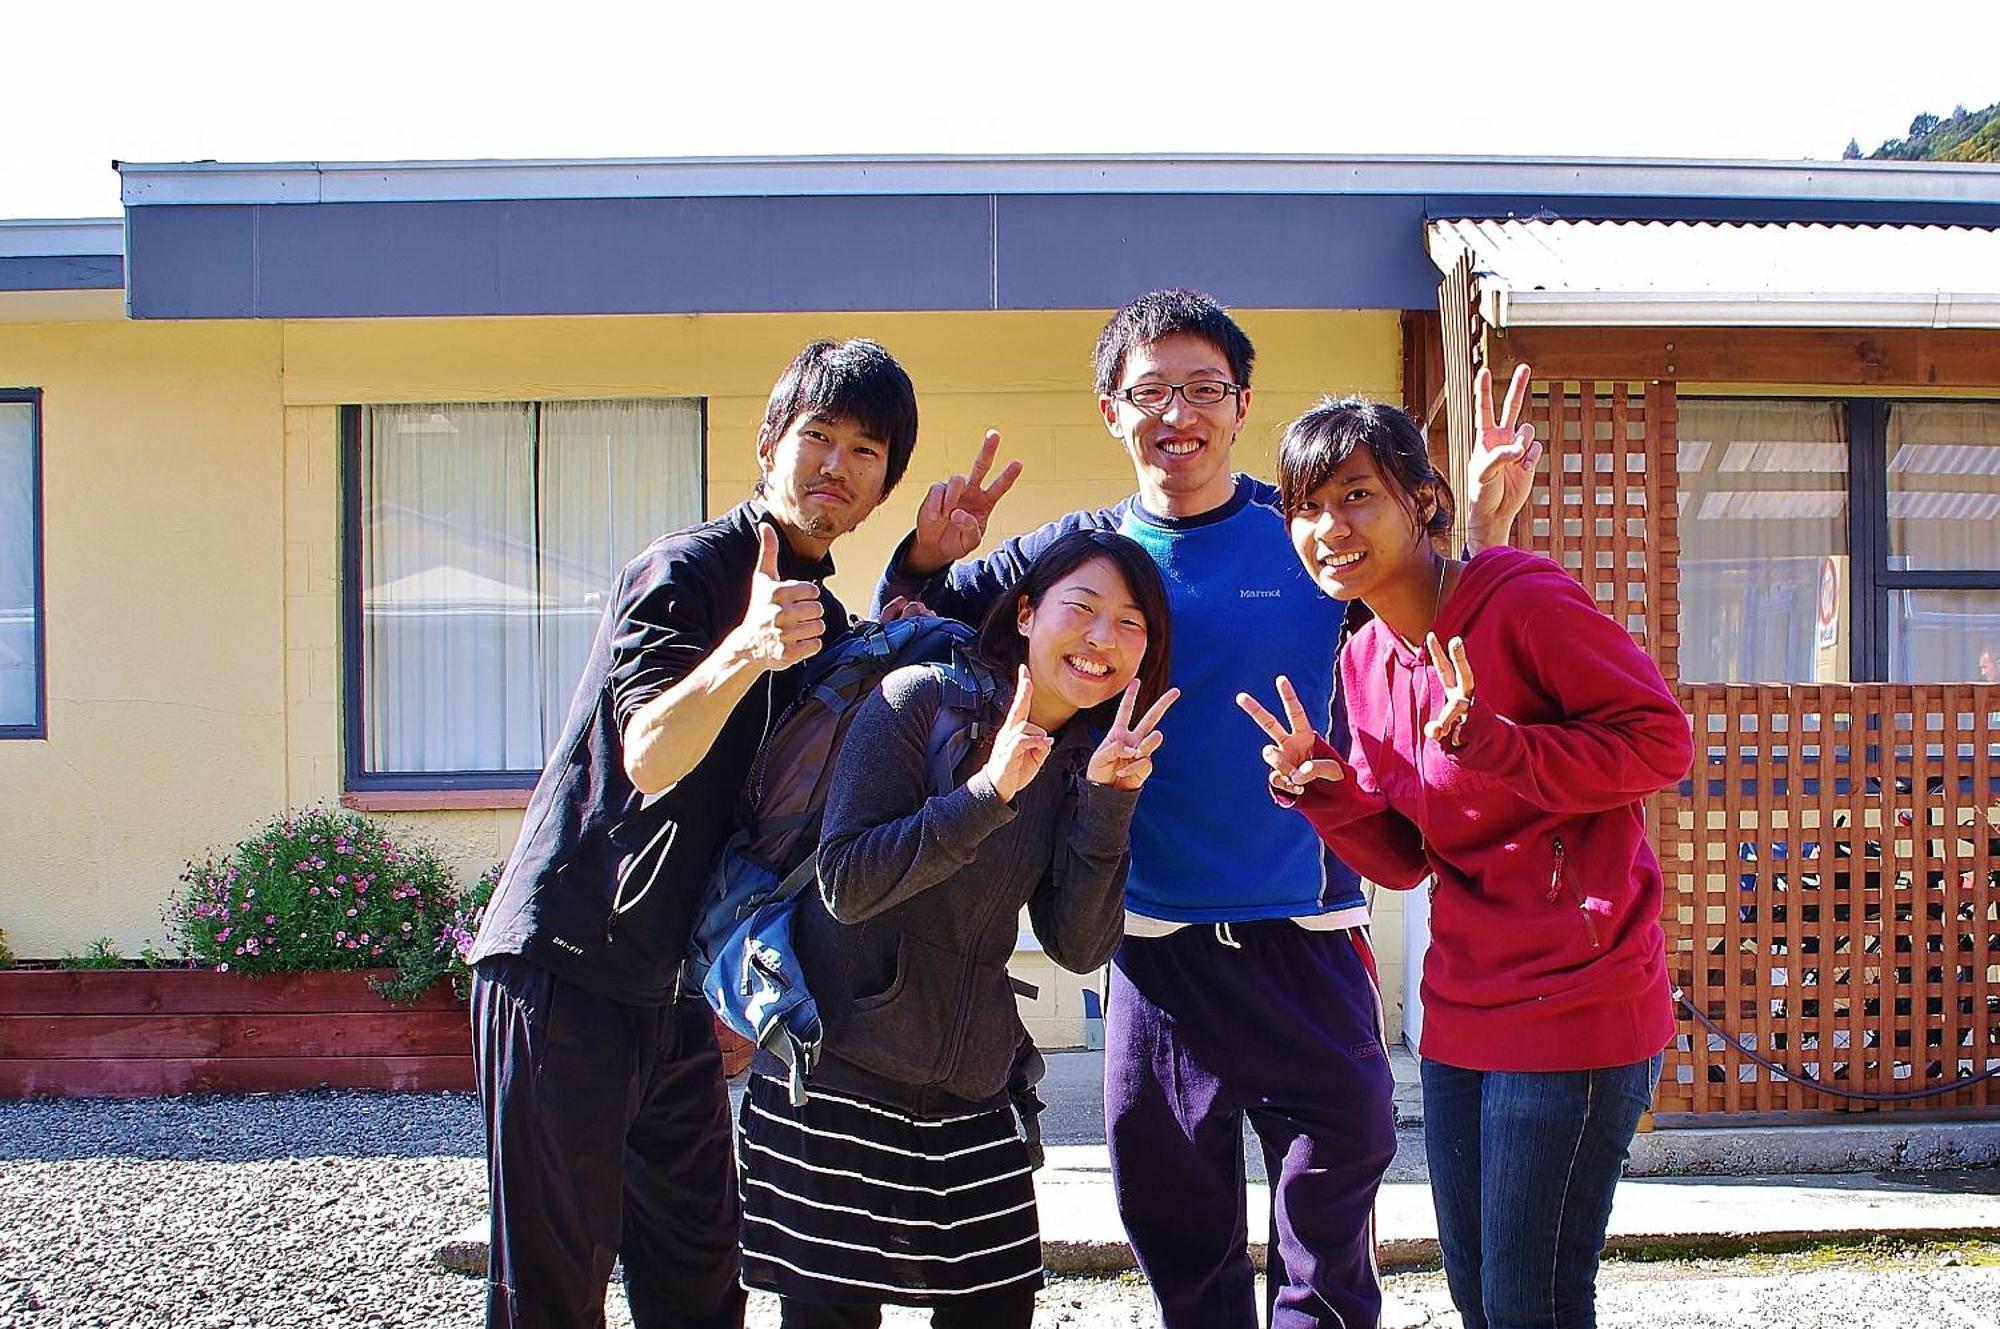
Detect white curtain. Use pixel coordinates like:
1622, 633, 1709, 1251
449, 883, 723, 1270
1676, 400, 1847, 684
1886, 402, 2000, 682
360, 399, 704, 775
537, 400, 705, 737
363, 403, 538, 773
0, 402, 35, 727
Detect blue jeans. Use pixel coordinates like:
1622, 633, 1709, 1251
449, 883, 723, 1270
1420, 1054, 1662, 1329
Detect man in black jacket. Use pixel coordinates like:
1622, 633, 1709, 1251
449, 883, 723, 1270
466, 338, 920, 1329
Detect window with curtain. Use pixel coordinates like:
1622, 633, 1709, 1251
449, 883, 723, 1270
1676, 400, 1848, 684
354, 399, 704, 781
1885, 401, 2000, 683
0, 392, 43, 737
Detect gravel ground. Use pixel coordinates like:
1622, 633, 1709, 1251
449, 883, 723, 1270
3, 1093, 1997, 1328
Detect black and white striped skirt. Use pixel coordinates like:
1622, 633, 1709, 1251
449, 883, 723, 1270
737, 1073, 1043, 1306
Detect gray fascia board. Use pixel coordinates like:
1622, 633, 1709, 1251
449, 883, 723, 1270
116, 153, 2000, 208
0, 218, 125, 257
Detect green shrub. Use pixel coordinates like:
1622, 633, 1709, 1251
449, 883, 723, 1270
60, 938, 126, 970
168, 806, 459, 996
0, 927, 17, 970
376, 858, 504, 1004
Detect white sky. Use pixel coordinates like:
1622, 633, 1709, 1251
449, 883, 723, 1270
4, 0, 1998, 220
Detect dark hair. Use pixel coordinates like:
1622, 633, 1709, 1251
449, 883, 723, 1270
757, 338, 920, 498
1091, 288, 1256, 396
973, 530, 1174, 726
1276, 397, 1453, 541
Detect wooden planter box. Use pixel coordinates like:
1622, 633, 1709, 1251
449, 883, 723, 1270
0, 969, 473, 1098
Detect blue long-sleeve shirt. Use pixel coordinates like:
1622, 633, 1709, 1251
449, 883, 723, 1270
873, 475, 1365, 925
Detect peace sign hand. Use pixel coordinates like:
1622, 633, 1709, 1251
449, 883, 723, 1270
1086, 681, 1182, 790
1424, 633, 1475, 747
1466, 363, 1543, 544
1235, 675, 1344, 798
909, 431, 1024, 576
982, 666, 1055, 804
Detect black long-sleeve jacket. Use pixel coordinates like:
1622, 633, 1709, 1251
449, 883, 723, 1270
468, 500, 843, 1003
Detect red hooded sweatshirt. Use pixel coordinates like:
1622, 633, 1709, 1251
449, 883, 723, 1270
1285, 547, 1693, 1072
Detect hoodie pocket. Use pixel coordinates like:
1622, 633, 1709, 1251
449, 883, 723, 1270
838, 934, 959, 1089
1546, 836, 1602, 951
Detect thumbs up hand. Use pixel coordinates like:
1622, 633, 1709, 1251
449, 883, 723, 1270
732, 523, 826, 672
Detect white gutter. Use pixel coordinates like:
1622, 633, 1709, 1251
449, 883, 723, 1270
115, 153, 2000, 208
1479, 288, 2000, 329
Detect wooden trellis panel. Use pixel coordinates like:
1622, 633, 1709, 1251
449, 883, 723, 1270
1662, 686, 2000, 1115
1508, 379, 1678, 675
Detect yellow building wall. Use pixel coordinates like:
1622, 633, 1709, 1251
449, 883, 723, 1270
6, 307, 1406, 1032
0, 318, 288, 958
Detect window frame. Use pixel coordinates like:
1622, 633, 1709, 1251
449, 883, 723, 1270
0, 388, 46, 741
1681, 394, 2000, 683
339, 400, 710, 793
1854, 398, 2000, 680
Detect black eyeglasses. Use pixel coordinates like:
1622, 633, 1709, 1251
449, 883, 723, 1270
1111, 379, 1242, 411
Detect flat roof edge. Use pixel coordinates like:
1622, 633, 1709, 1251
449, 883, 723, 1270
0, 218, 124, 257
114, 153, 2000, 208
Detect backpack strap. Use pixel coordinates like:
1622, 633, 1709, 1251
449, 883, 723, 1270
773, 848, 821, 907
920, 647, 1000, 796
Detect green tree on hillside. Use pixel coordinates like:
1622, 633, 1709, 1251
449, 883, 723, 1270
1858, 100, 2000, 163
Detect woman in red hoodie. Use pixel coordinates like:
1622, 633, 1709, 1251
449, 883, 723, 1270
1236, 389, 1693, 1329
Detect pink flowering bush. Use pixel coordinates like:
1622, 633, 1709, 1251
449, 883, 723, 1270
168, 806, 460, 1000
435, 860, 502, 1000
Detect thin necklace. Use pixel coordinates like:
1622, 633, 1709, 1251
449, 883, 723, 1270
1396, 555, 1450, 653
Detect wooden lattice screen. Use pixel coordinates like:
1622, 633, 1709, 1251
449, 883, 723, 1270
1669, 685, 2000, 1115
1504, 373, 2000, 1117
1516, 381, 1678, 674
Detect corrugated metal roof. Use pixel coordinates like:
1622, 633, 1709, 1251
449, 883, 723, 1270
1425, 219, 2000, 329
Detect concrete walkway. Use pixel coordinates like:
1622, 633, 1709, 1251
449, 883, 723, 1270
435, 1048, 2000, 1278
1025, 1048, 2000, 1271
1033, 1143, 2000, 1272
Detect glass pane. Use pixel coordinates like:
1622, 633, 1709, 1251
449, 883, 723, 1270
0, 401, 36, 728
1887, 589, 2000, 683
1676, 400, 1849, 683
1887, 402, 2000, 572
536, 400, 704, 740
361, 403, 538, 773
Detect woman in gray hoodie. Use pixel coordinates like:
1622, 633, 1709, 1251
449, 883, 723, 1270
738, 529, 1177, 1329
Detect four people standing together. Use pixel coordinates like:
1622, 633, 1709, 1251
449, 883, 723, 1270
469, 288, 1690, 1329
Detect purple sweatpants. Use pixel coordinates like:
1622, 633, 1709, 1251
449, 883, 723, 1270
1106, 921, 1397, 1329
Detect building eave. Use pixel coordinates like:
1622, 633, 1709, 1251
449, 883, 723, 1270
115, 153, 2000, 208
0, 218, 124, 258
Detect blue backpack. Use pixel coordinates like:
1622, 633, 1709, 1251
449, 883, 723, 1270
688, 615, 997, 1104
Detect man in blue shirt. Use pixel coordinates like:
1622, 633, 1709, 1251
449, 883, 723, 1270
874, 290, 1537, 1328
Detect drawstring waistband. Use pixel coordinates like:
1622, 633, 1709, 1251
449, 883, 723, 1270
1214, 922, 1243, 949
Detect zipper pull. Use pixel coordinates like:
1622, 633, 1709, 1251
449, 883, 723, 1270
1546, 837, 1566, 903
